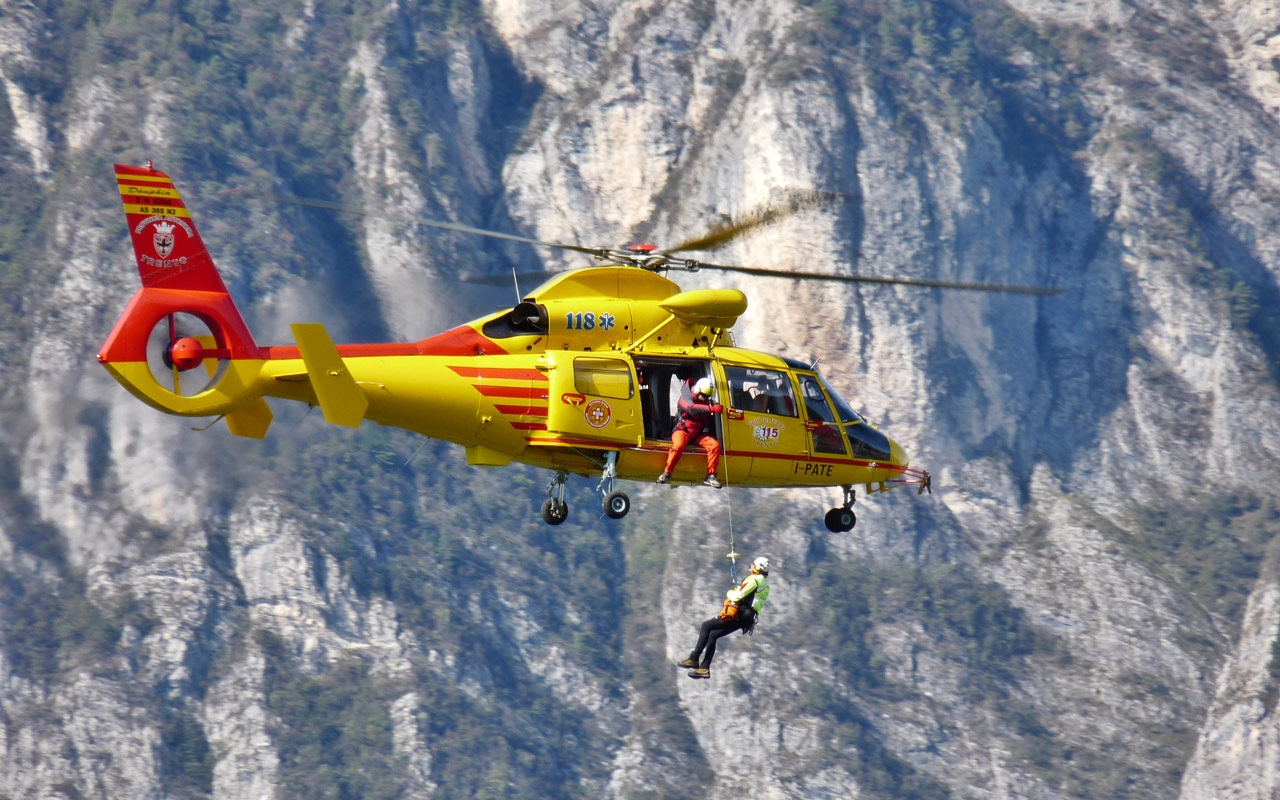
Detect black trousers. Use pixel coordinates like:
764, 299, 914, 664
689, 615, 745, 669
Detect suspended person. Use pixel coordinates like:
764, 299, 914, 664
677, 556, 771, 679
657, 376, 724, 488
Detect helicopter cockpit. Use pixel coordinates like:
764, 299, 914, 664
813, 372, 892, 462
723, 358, 893, 464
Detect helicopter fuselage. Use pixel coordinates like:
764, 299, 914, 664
100, 163, 930, 528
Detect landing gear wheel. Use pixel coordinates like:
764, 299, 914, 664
541, 498, 569, 525
603, 490, 631, 519
824, 507, 856, 533
542, 470, 570, 525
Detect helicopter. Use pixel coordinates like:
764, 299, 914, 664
99, 163, 1058, 530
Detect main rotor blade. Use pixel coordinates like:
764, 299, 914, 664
459, 269, 565, 287
694, 262, 1065, 296
665, 190, 844, 255
266, 193, 609, 258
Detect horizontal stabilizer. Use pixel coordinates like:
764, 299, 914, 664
291, 323, 368, 428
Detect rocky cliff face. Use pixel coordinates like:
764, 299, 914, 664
1, 0, 1279, 798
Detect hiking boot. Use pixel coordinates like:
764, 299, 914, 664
687, 668, 711, 679
702, 475, 722, 489
656, 472, 671, 484
676, 658, 699, 669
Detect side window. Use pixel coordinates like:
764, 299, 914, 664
574, 357, 634, 399
723, 366, 797, 417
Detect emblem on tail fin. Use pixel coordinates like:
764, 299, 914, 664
151, 220, 176, 258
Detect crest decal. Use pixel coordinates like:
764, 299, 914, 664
152, 220, 177, 259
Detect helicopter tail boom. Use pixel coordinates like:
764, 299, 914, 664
99, 164, 272, 436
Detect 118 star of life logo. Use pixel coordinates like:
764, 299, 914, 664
564, 311, 616, 331
751, 417, 784, 447
584, 399, 612, 428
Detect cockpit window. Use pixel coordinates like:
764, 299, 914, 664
799, 375, 846, 455
818, 376, 864, 424
723, 366, 797, 417
799, 376, 836, 423
814, 375, 890, 460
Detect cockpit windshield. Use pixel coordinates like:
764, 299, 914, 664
818, 375, 864, 424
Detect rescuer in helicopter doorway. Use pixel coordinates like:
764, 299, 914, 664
677, 556, 771, 679
657, 376, 724, 488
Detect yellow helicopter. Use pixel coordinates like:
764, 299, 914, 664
99, 163, 1057, 530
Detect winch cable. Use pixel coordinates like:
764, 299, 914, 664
721, 425, 740, 586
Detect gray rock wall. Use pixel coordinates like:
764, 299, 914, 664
0, 0, 1278, 798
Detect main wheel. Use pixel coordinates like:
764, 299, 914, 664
824, 507, 856, 532
541, 498, 569, 525
603, 490, 631, 519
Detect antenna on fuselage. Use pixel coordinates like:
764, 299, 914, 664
512, 268, 522, 304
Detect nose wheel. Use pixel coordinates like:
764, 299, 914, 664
824, 485, 857, 532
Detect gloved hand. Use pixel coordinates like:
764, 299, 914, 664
710, 404, 724, 414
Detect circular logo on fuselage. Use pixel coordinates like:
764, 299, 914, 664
584, 399, 612, 428
751, 416, 784, 447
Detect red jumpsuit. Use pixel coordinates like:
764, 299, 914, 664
664, 382, 722, 476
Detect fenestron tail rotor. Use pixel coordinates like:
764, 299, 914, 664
146, 312, 230, 398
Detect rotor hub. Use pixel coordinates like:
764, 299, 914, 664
169, 336, 208, 371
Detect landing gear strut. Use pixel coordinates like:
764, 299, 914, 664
824, 485, 857, 532
596, 451, 630, 519
542, 470, 569, 525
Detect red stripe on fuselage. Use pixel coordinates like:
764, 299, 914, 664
474, 385, 549, 399
493, 403, 548, 416
263, 343, 423, 359
725, 449, 907, 472
259, 324, 511, 360
450, 366, 547, 381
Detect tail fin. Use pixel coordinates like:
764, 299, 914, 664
115, 162, 229, 293
100, 164, 270, 436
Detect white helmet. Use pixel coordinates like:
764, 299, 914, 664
693, 377, 714, 397
751, 556, 770, 574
